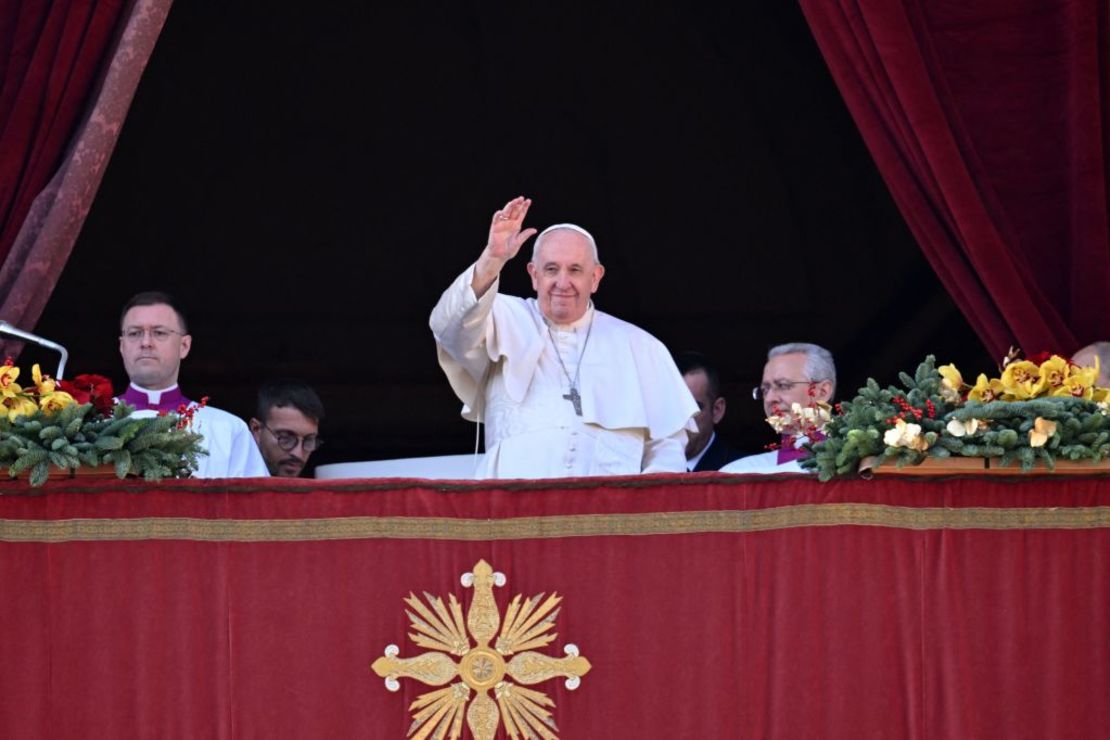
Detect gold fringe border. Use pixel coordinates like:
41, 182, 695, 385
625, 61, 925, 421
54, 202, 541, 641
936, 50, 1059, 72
2, 504, 1109, 543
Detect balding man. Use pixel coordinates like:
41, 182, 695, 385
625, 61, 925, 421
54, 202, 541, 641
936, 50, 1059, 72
430, 196, 697, 479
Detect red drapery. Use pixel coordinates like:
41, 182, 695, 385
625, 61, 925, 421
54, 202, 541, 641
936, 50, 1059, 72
1, 474, 1108, 738
799, 0, 1110, 358
0, 0, 125, 259
0, 0, 170, 352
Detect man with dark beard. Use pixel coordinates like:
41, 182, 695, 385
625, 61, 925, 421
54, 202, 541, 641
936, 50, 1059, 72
249, 380, 325, 478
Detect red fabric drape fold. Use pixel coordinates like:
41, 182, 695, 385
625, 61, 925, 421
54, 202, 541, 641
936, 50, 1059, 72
0, 0, 170, 354
800, 0, 1110, 358
0, 0, 125, 258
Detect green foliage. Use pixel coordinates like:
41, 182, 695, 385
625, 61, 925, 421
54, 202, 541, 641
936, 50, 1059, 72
0, 402, 205, 487
802, 356, 1110, 479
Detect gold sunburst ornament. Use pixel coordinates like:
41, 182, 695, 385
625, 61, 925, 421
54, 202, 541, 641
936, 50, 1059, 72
371, 559, 592, 739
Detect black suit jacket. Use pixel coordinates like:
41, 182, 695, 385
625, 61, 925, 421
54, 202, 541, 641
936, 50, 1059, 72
691, 434, 744, 472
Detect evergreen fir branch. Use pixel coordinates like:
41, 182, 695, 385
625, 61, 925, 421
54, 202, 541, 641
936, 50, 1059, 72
114, 449, 133, 478
9, 448, 48, 476
29, 460, 49, 487
17, 420, 43, 434
48, 451, 77, 470
95, 435, 125, 451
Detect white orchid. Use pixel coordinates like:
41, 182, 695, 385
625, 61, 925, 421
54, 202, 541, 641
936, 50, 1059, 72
1028, 417, 1057, 448
765, 401, 832, 435
883, 418, 929, 451
945, 418, 984, 437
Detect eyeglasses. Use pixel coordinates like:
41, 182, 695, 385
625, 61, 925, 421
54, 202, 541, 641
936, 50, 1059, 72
752, 379, 816, 400
121, 326, 184, 343
264, 423, 322, 453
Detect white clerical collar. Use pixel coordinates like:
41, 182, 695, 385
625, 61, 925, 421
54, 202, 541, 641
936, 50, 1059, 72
546, 302, 595, 332
128, 382, 179, 404
687, 431, 716, 471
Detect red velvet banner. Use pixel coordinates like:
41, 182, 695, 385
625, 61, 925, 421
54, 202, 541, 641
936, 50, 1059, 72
1, 474, 1108, 738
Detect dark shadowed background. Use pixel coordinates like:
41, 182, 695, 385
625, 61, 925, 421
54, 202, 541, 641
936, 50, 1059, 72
20, 2, 992, 472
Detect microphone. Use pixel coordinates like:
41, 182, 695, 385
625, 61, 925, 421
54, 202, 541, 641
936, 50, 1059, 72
0, 321, 69, 379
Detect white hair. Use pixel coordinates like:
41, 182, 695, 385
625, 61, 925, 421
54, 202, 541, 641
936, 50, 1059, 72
531, 223, 600, 264
1073, 341, 1110, 385
768, 342, 837, 398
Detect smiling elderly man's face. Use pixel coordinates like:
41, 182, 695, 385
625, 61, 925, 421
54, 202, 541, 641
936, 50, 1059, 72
526, 229, 605, 324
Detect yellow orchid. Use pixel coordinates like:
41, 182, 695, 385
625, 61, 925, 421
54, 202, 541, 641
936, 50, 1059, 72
883, 418, 929, 451
999, 360, 1044, 400
1028, 417, 1057, 447
937, 364, 964, 402
31, 363, 56, 395
1037, 355, 1070, 394
967, 373, 1004, 403
38, 390, 76, 415
946, 418, 984, 437
4, 396, 39, 421
0, 363, 22, 399
1052, 365, 1096, 400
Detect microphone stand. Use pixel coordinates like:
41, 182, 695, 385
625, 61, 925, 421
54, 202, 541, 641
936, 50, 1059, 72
0, 321, 69, 379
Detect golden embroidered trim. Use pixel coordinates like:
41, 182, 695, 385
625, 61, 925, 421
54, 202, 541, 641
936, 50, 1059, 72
2, 504, 1109, 543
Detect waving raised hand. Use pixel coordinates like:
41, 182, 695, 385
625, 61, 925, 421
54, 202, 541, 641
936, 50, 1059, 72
473, 196, 537, 296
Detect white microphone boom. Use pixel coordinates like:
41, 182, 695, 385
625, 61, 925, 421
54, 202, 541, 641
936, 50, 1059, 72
0, 321, 69, 379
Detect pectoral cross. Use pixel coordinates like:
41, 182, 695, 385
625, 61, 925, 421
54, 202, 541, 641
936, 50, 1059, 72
563, 386, 583, 416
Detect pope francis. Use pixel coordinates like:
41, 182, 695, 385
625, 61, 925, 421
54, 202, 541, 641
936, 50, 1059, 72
430, 196, 697, 479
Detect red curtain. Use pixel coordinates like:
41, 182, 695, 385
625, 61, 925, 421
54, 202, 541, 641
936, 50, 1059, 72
0, 0, 170, 351
0, 0, 125, 260
1, 475, 1108, 738
799, 0, 1110, 358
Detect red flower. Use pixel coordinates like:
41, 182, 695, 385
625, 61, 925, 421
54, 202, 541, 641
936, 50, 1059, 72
57, 380, 90, 405
1027, 351, 1055, 365
59, 374, 115, 416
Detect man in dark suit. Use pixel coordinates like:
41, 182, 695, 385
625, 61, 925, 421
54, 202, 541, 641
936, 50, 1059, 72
674, 351, 743, 471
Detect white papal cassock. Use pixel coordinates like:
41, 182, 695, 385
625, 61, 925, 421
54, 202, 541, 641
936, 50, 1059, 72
431, 264, 698, 479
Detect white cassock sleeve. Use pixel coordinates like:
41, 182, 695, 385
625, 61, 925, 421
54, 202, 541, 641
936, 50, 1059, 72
190, 406, 270, 479
641, 427, 689, 474
429, 263, 501, 419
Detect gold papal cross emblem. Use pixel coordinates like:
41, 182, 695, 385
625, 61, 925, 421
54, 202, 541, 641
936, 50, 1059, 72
371, 560, 592, 739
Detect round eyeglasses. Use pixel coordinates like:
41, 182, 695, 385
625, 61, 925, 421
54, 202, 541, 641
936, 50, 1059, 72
264, 423, 323, 453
